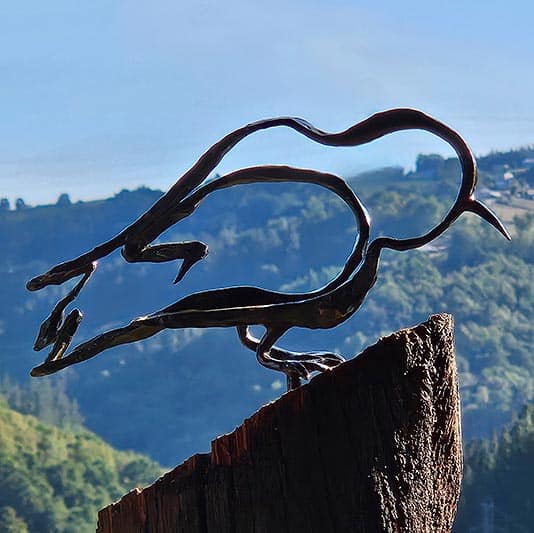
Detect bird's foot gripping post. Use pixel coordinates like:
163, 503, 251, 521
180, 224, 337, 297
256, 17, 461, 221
286, 373, 301, 391
245, 325, 345, 391
281, 353, 347, 390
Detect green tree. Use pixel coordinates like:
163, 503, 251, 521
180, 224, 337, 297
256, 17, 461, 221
0, 506, 30, 533
456, 404, 534, 532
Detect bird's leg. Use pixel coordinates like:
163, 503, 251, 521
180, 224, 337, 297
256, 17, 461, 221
286, 373, 302, 392
121, 240, 208, 283
253, 327, 344, 391
238, 325, 344, 390
238, 325, 344, 367
255, 327, 303, 390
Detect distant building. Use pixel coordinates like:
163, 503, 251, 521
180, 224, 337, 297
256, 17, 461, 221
415, 154, 444, 178
494, 171, 514, 190
478, 188, 503, 200
491, 163, 509, 174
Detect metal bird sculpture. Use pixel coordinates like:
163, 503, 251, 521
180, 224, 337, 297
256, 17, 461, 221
27, 108, 510, 389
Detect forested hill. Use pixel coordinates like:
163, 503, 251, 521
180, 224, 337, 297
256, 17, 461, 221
456, 404, 534, 532
0, 147, 532, 467
0, 380, 162, 533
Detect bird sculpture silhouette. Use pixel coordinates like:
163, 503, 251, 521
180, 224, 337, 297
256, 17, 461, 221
27, 109, 510, 390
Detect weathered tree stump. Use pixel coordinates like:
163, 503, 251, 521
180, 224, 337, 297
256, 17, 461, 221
97, 313, 462, 532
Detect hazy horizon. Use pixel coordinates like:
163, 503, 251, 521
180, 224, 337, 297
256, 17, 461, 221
3, 139, 533, 209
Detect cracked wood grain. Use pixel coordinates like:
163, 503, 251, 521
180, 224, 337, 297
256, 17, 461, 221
97, 314, 462, 533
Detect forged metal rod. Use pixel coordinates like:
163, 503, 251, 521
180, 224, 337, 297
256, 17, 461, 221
28, 109, 511, 389
31, 166, 370, 368
236, 325, 344, 390
169, 165, 371, 295
27, 108, 496, 292
144, 166, 372, 388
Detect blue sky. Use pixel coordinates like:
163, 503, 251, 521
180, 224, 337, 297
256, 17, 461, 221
1, 1, 533, 205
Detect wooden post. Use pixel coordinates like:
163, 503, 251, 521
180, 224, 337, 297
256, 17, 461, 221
97, 313, 462, 532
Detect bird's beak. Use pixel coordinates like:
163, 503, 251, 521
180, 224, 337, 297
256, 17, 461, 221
465, 198, 511, 240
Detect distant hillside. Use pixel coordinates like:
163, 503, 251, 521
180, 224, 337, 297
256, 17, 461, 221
0, 387, 162, 533
455, 403, 534, 532
0, 147, 532, 467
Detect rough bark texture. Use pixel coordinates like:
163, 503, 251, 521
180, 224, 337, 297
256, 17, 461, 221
97, 313, 462, 533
